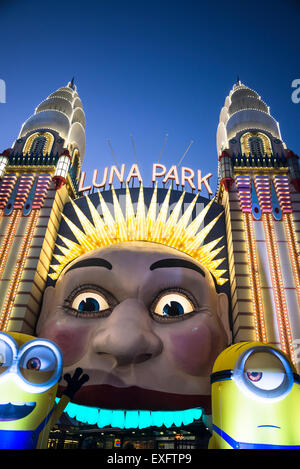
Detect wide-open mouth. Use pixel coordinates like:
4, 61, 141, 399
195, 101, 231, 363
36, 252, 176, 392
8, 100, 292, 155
58, 384, 211, 413
56, 397, 204, 429
0, 402, 36, 421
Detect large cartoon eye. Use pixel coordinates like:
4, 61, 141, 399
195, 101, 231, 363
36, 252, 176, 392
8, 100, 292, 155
71, 290, 110, 314
152, 291, 195, 320
244, 352, 286, 391
19, 345, 58, 384
0, 339, 13, 374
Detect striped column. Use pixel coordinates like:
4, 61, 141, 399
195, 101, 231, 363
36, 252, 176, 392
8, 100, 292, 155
0, 175, 34, 281
235, 176, 267, 342
0, 209, 22, 280
0, 210, 39, 330
254, 176, 294, 360
274, 175, 300, 310
32, 175, 52, 209
0, 174, 18, 217
0, 175, 50, 331
13, 174, 35, 209
235, 176, 252, 212
254, 176, 272, 213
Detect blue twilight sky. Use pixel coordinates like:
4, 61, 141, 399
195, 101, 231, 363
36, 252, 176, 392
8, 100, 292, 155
0, 0, 299, 194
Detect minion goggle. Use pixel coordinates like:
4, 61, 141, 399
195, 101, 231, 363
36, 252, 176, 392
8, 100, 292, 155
0, 332, 63, 394
211, 345, 300, 402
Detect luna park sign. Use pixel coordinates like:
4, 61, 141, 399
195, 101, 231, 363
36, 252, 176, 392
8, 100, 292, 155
78, 163, 213, 196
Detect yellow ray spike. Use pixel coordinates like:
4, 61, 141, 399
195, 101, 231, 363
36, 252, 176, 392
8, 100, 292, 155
168, 193, 199, 247
212, 267, 227, 279
85, 196, 112, 246
192, 236, 224, 258
57, 234, 82, 253
98, 191, 116, 230
197, 247, 225, 265
52, 253, 68, 264
49, 262, 63, 273
56, 244, 72, 257
69, 199, 98, 244
184, 198, 214, 239
48, 271, 59, 280
61, 213, 93, 251
188, 211, 223, 251
215, 275, 228, 286
164, 191, 186, 236
215, 269, 227, 277
152, 186, 171, 241
111, 187, 127, 242
125, 184, 136, 238
146, 183, 158, 236
157, 186, 172, 224
177, 192, 199, 229
49, 267, 64, 280
136, 184, 146, 239
206, 257, 226, 271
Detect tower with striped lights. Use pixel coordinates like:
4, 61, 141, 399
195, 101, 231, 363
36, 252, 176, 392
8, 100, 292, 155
217, 79, 300, 368
0, 79, 85, 333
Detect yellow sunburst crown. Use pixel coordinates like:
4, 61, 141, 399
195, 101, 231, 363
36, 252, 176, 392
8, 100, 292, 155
49, 184, 228, 285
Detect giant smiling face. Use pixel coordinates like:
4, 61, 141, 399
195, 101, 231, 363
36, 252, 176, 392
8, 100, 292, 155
36, 242, 230, 413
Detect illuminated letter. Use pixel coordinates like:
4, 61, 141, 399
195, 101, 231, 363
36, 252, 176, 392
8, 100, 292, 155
109, 164, 125, 186
126, 164, 143, 184
92, 168, 108, 189
163, 165, 180, 186
152, 163, 166, 183
78, 171, 91, 194
197, 170, 213, 195
181, 167, 195, 190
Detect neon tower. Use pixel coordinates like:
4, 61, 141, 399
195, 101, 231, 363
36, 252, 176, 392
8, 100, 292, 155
217, 80, 300, 367
0, 80, 85, 333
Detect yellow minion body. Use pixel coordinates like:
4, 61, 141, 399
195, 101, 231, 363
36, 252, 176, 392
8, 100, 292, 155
210, 342, 300, 449
0, 332, 69, 449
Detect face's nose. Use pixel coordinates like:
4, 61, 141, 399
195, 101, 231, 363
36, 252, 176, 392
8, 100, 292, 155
91, 298, 163, 366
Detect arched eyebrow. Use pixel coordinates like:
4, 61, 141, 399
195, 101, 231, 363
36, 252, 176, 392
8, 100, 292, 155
149, 258, 205, 277
64, 258, 113, 275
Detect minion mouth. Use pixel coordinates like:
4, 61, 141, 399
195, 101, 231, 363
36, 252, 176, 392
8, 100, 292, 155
0, 402, 36, 421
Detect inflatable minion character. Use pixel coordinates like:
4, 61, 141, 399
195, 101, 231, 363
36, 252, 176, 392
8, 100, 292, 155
209, 341, 300, 449
0, 331, 89, 449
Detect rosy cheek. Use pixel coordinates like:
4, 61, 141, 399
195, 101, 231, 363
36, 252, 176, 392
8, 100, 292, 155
169, 325, 218, 376
38, 321, 91, 366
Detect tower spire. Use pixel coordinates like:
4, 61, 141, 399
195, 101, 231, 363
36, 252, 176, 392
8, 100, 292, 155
217, 81, 282, 156
69, 76, 75, 90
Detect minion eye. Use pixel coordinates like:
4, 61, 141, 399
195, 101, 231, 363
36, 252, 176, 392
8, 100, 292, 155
245, 370, 285, 390
152, 291, 195, 319
244, 351, 287, 391
19, 345, 58, 384
0, 339, 13, 374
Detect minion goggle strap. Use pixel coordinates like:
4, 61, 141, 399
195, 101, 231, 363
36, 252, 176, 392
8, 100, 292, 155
0, 332, 63, 394
210, 345, 300, 402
